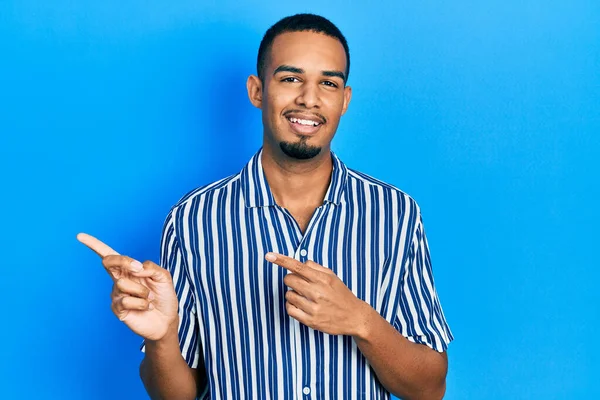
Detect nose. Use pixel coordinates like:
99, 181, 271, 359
295, 82, 320, 109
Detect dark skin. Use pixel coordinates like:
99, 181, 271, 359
77, 30, 447, 400
247, 31, 351, 233
250, 31, 448, 400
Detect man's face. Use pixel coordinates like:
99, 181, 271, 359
248, 31, 352, 160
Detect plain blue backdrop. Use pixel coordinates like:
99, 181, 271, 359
1, 1, 598, 399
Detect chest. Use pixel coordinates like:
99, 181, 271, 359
181, 202, 405, 319
285, 206, 315, 234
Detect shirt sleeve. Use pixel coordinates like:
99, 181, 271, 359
392, 213, 454, 352
140, 208, 202, 368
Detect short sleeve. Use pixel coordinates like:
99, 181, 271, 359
141, 208, 202, 368
392, 213, 454, 352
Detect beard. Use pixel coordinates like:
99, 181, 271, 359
279, 137, 321, 160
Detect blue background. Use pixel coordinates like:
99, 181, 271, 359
1, 1, 598, 399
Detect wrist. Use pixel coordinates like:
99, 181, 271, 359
351, 300, 375, 340
146, 320, 179, 348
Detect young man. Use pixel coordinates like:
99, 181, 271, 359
79, 13, 453, 400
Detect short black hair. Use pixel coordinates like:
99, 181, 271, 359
257, 13, 350, 84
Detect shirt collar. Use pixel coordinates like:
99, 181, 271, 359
241, 148, 348, 208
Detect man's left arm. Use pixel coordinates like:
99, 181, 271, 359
352, 300, 448, 400
353, 211, 453, 399
265, 214, 453, 400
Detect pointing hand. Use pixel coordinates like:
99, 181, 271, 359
265, 252, 369, 336
77, 233, 179, 341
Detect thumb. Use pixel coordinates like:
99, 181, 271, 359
131, 260, 173, 283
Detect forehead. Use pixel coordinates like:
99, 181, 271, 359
268, 31, 347, 74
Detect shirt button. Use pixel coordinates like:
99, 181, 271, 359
300, 249, 308, 257
302, 386, 311, 395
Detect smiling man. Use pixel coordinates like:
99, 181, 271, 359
79, 13, 453, 400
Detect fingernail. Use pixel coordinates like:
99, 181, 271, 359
265, 253, 276, 262
148, 292, 155, 301
130, 260, 143, 272
148, 303, 155, 310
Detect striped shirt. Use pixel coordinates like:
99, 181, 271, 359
142, 148, 453, 399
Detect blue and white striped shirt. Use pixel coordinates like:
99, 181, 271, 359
144, 148, 453, 399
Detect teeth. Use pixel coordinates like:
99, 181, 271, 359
290, 117, 319, 127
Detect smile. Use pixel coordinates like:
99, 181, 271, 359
288, 117, 320, 127
285, 114, 325, 136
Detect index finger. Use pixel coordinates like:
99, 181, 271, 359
77, 232, 120, 258
265, 252, 317, 281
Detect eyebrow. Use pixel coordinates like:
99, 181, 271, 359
322, 70, 346, 82
273, 64, 346, 83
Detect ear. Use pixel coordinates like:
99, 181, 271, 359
340, 85, 352, 116
247, 75, 263, 109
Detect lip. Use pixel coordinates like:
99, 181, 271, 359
284, 112, 325, 136
285, 116, 323, 136
284, 111, 326, 125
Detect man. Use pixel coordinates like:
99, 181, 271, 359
78, 13, 453, 400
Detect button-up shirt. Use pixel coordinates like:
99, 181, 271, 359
142, 149, 453, 399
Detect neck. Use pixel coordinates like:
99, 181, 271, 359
261, 140, 333, 210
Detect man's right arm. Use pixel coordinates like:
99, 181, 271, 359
140, 326, 206, 400
76, 231, 206, 399
138, 208, 206, 399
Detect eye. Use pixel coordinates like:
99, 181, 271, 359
322, 80, 338, 88
282, 77, 300, 83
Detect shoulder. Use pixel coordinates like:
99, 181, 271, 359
168, 172, 241, 217
346, 168, 426, 250
346, 168, 422, 216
